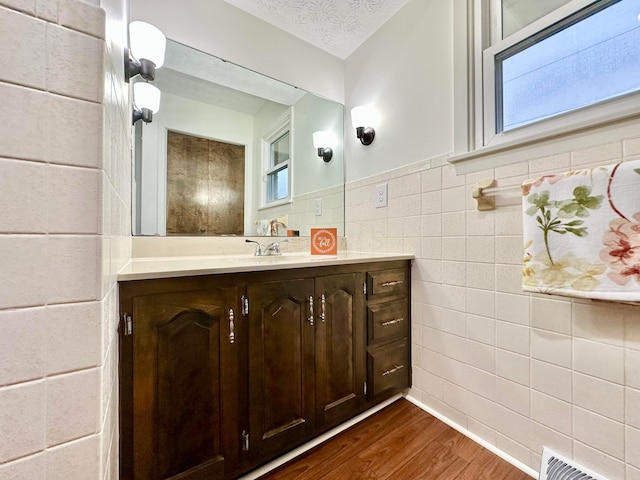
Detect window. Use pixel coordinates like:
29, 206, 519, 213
477, 0, 640, 149
263, 116, 291, 206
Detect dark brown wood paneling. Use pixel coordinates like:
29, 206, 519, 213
314, 273, 366, 429
248, 278, 316, 461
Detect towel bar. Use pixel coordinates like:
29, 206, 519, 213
472, 179, 522, 211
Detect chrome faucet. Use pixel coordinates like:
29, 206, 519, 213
245, 239, 288, 256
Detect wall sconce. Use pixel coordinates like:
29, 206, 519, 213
132, 82, 161, 124
125, 21, 166, 82
312, 131, 336, 162
351, 104, 378, 145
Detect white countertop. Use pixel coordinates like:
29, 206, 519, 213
118, 252, 414, 281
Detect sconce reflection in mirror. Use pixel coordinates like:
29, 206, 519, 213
312, 130, 336, 162
132, 82, 161, 124
125, 21, 166, 82
351, 104, 379, 145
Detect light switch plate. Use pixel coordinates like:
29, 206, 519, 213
314, 198, 322, 216
375, 183, 387, 208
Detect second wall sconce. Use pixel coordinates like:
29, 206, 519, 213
312, 131, 336, 162
126, 21, 166, 82
351, 104, 378, 145
132, 82, 161, 124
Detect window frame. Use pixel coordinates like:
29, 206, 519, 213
472, 0, 640, 152
261, 111, 293, 208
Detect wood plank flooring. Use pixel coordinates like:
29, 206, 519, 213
258, 399, 532, 480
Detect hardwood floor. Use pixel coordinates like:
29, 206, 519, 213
258, 399, 532, 480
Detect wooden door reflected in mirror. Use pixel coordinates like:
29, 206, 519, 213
166, 131, 245, 235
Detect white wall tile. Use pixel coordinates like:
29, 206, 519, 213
531, 390, 572, 436
47, 165, 100, 234
573, 441, 626, 480
441, 185, 466, 213
0, 308, 46, 386
46, 302, 101, 375
0, 158, 47, 233
572, 301, 625, 347
35, 0, 57, 21
0, 235, 48, 309
571, 142, 622, 168
623, 137, 640, 158
529, 152, 571, 174
496, 349, 530, 387
0, 381, 45, 463
421, 191, 441, 214
46, 370, 99, 446
493, 404, 530, 448
466, 262, 495, 290
573, 338, 624, 384
497, 321, 529, 356
494, 235, 522, 265
0, 453, 44, 480
495, 264, 522, 294
573, 406, 624, 460
531, 359, 572, 403
58, 0, 105, 38
0, 0, 35, 14
466, 235, 495, 263
0, 6, 46, 88
47, 94, 103, 168
627, 349, 640, 390
573, 372, 624, 422
441, 236, 465, 261
442, 260, 466, 286
467, 314, 495, 346
45, 435, 100, 480
531, 296, 571, 335
466, 288, 494, 319
627, 387, 640, 429
496, 376, 529, 416
530, 421, 572, 458
0, 83, 47, 161
47, 24, 104, 102
466, 339, 495, 373
421, 167, 441, 192
466, 210, 495, 236
46, 235, 98, 304
442, 212, 465, 236
495, 292, 529, 326
531, 329, 572, 368
629, 427, 640, 469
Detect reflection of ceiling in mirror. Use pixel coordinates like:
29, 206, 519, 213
223, 0, 411, 59
156, 40, 307, 112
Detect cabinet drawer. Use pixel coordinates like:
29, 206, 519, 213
367, 339, 410, 397
367, 300, 409, 345
366, 269, 407, 299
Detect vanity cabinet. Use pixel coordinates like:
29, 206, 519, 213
119, 261, 409, 480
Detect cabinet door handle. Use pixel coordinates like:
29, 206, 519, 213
319, 294, 326, 323
308, 296, 314, 326
382, 317, 404, 326
229, 309, 235, 344
382, 364, 404, 376
381, 280, 403, 287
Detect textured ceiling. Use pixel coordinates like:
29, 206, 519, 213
224, 0, 412, 59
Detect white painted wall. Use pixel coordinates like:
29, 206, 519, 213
344, 0, 454, 183
129, 0, 345, 103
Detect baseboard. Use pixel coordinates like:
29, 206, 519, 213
404, 394, 539, 478
238, 393, 403, 480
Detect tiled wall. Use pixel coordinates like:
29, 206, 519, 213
345, 136, 640, 479
0, 0, 129, 478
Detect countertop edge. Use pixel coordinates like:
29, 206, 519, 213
118, 252, 415, 281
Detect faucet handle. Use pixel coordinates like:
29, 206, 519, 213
245, 239, 262, 256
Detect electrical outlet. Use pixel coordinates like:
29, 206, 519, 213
314, 198, 322, 216
374, 183, 387, 208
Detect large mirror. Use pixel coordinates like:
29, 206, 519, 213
133, 39, 345, 237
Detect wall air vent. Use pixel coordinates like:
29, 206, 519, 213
539, 447, 609, 480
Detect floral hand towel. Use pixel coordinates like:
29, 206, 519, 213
522, 159, 640, 302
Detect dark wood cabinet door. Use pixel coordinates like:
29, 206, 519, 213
247, 278, 315, 461
314, 273, 366, 429
132, 287, 239, 480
